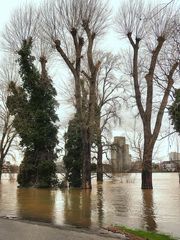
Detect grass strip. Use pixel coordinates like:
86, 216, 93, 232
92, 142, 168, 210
115, 226, 177, 240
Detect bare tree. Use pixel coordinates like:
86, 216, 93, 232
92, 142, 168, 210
2, 4, 39, 53
0, 59, 19, 180
126, 115, 162, 165
116, 0, 180, 189
94, 52, 122, 181
59, 52, 122, 182
126, 126, 144, 163
40, 0, 110, 188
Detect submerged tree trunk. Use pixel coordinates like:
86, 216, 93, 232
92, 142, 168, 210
81, 127, 91, 189
0, 160, 3, 181
0, 152, 6, 181
141, 144, 153, 189
141, 160, 153, 189
142, 165, 153, 189
97, 135, 103, 182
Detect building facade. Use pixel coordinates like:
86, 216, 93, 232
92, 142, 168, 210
111, 136, 131, 172
169, 152, 180, 161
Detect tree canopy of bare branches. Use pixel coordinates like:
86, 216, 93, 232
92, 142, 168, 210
40, 0, 110, 188
2, 4, 39, 53
0, 58, 19, 179
116, 0, 180, 189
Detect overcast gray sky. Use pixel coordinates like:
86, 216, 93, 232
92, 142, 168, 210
0, 0, 176, 53
0, 0, 178, 162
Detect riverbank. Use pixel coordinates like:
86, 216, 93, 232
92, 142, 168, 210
106, 226, 177, 240
0, 217, 177, 240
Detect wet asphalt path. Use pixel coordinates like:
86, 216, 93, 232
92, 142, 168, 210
0, 218, 126, 240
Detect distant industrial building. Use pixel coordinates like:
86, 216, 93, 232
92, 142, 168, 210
111, 136, 131, 172
168, 152, 180, 171
169, 152, 180, 162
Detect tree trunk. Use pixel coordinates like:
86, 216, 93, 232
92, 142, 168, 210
0, 172, 1, 181
141, 146, 153, 189
81, 127, 92, 189
142, 168, 153, 189
0, 159, 3, 181
97, 141, 103, 182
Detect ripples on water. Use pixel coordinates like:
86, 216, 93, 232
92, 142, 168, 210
0, 173, 180, 238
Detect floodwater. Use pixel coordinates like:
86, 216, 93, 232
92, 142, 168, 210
0, 173, 180, 239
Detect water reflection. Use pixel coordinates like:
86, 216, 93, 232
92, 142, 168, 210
109, 177, 130, 217
0, 179, 18, 217
64, 189, 91, 227
0, 173, 180, 238
141, 190, 157, 231
16, 188, 55, 223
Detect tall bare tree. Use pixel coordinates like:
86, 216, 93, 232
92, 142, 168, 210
59, 52, 122, 182
2, 4, 39, 53
40, 0, 110, 188
1, 4, 39, 181
116, 0, 180, 189
95, 52, 122, 181
0, 59, 19, 180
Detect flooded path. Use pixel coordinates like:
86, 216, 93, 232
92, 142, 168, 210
0, 173, 180, 238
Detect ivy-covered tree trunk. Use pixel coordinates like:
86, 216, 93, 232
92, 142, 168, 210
7, 39, 59, 188
169, 89, 180, 133
63, 115, 83, 188
81, 127, 91, 189
95, 108, 103, 182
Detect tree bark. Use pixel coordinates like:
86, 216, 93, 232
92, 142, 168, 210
55, 38, 92, 189
81, 127, 91, 189
97, 141, 103, 182
0, 151, 5, 181
142, 168, 153, 189
141, 143, 153, 189
0, 160, 3, 181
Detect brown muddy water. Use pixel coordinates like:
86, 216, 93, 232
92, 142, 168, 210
0, 173, 180, 238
